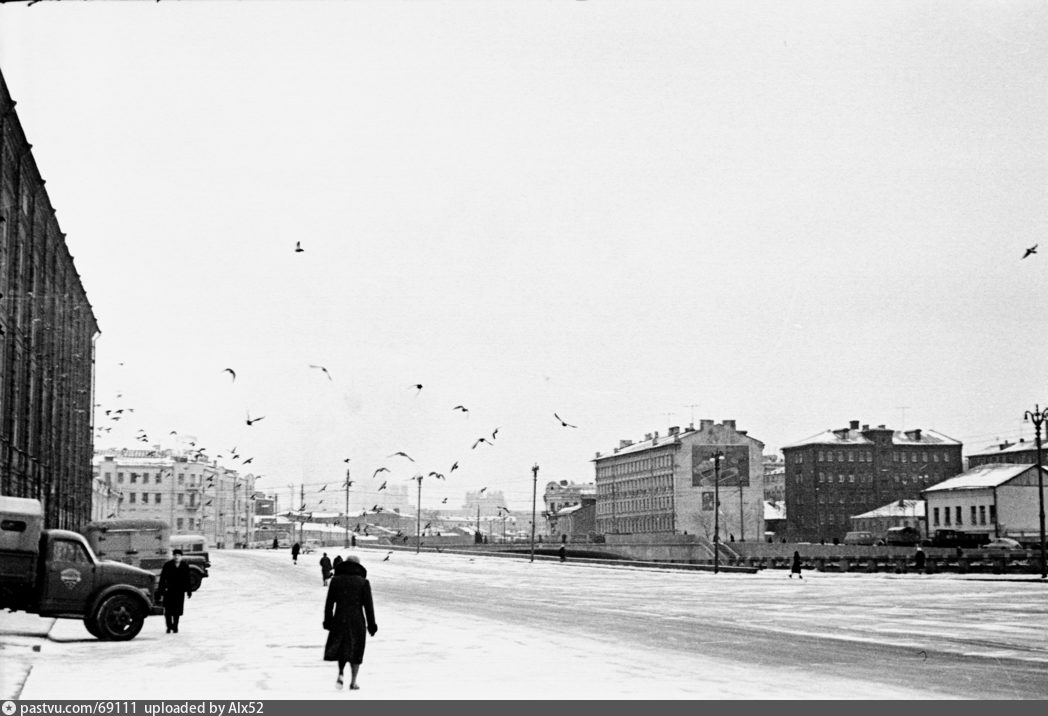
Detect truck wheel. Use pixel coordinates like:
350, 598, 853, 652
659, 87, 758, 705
94, 594, 145, 641
83, 616, 101, 638
188, 569, 203, 593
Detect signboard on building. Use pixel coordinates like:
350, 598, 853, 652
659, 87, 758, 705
692, 445, 750, 487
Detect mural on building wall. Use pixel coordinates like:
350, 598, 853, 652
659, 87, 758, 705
691, 445, 750, 487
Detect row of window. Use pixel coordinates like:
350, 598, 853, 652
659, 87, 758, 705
598, 515, 673, 533
596, 495, 672, 514
596, 454, 673, 477
127, 492, 197, 506
794, 472, 936, 486
794, 450, 953, 465
597, 475, 674, 495
106, 471, 201, 486
932, 505, 994, 527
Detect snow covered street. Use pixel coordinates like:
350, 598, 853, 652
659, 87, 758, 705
5, 548, 1048, 699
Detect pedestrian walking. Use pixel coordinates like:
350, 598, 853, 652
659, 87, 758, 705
320, 552, 333, 586
291, 542, 301, 565
323, 555, 378, 691
157, 549, 193, 633
272, 537, 279, 550
558, 545, 566, 563
789, 550, 803, 579
914, 546, 927, 572
333, 554, 343, 569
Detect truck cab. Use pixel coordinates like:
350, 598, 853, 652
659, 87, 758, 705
0, 496, 162, 641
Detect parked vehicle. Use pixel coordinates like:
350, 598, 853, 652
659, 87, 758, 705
83, 519, 208, 592
983, 537, 1023, 551
884, 526, 922, 546
843, 531, 876, 546
0, 496, 162, 640
929, 529, 990, 549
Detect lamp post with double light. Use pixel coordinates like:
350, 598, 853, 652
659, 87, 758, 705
1022, 405, 1047, 579
711, 450, 724, 574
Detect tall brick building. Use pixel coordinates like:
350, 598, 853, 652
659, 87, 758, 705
593, 419, 765, 542
782, 420, 963, 542
0, 68, 99, 530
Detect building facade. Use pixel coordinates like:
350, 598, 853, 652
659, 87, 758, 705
782, 421, 963, 542
92, 448, 256, 547
923, 463, 1048, 544
543, 480, 595, 534
850, 499, 926, 538
593, 419, 766, 542
763, 454, 786, 503
0, 68, 100, 530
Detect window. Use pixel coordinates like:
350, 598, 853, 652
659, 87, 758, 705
894, 452, 899, 462
155, 493, 162, 504
130, 473, 138, 484
130, 493, 137, 504
837, 451, 844, 462
911, 453, 917, 463
177, 518, 184, 530
818, 451, 824, 462
955, 506, 962, 525
142, 493, 148, 504
944, 508, 951, 525
979, 505, 986, 525
848, 452, 855, 462
990, 505, 996, 523
838, 474, 844, 483
944, 452, 950, 462
117, 474, 124, 484
51, 540, 91, 564
933, 508, 940, 526
178, 474, 184, 485
971, 506, 977, 525
143, 474, 149, 485
849, 474, 855, 483
177, 494, 184, 505
933, 453, 939, 463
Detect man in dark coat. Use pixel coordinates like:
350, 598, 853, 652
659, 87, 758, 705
291, 542, 301, 564
157, 549, 193, 633
789, 550, 803, 579
320, 552, 333, 586
323, 555, 377, 691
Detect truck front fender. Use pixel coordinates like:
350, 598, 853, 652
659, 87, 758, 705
88, 584, 159, 619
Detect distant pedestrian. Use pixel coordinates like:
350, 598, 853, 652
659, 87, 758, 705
333, 555, 343, 569
729, 533, 735, 543
320, 552, 333, 586
157, 549, 193, 633
789, 550, 803, 579
272, 537, 279, 550
351, 534, 357, 548
559, 545, 566, 563
324, 555, 378, 691
291, 542, 301, 565
914, 547, 926, 572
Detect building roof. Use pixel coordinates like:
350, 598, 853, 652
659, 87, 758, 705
782, 426, 960, 449
966, 439, 1039, 458
555, 504, 583, 516
851, 499, 925, 519
922, 463, 1046, 493
594, 421, 763, 461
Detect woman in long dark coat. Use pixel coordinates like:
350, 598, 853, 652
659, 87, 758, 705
319, 553, 332, 586
789, 550, 803, 579
157, 549, 193, 633
323, 555, 377, 690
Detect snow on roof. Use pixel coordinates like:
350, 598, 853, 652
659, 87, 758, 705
922, 463, 1045, 493
555, 504, 583, 516
851, 499, 925, 519
966, 440, 1039, 458
782, 427, 960, 449
764, 501, 786, 520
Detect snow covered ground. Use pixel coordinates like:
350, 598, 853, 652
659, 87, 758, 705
4, 548, 1047, 700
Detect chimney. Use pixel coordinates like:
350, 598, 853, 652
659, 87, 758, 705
862, 424, 869, 431
644, 433, 653, 441
668, 426, 680, 436
619, 440, 632, 449
737, 430, 747, 436
653, 431, 659, 439
700, 419, 714, 431
723, 419, 736, 430
850, 420, 860, 430
906, 429, 922, 442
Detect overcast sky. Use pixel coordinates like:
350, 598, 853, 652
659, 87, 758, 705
2, 1, 1046, 510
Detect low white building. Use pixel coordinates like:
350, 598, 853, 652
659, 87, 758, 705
922, 463, 1048, 543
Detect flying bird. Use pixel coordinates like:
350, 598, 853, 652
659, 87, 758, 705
1022, 244, 1037, 259
383, 552, 392, 562
479, 487, 487, 494
554, 412, 577, 428
169, 430, 178, 435
295, 241, 304, 253
246, 413, 265, 426
243, 457, 254, 464
450, 461, 459, 473
343, 458, 351, 463
428, 472, 445, 480
309, 364, 332, 380
491, 427, 500, 440
106, 513, 116, 519
378, 481, 388, 491
441, 498, 448, 504
388, 451, 415, 462
472, 437, 491, 449
411, 384, 423, 394
205, 500, 212, 506
373, 467, 390, 478
498, 506, 511, 514
424, 522, 431, 530
319, 484, 327, 492
223, 368, 236, 382
453, 405, 469, 413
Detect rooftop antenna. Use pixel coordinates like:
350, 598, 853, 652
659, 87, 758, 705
684, 404, 700, 426
896, 406, 910, 429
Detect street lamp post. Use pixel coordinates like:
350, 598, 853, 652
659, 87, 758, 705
712, 450, 724, 574
1023, 405, 1048, 579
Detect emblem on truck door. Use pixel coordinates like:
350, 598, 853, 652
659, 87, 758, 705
60, 568, 81, 589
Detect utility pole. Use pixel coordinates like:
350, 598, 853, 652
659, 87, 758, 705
344, 466, 351, 548
739, 479, 745, 542
415, 474, 423, 555
530, 464, 539, 563
299, 483, 305, 545
1023, 405, 1048, 579
712, 450, 724, 574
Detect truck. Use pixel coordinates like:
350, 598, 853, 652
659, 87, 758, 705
0, 496, 163, 641
83, 519, 208, 592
